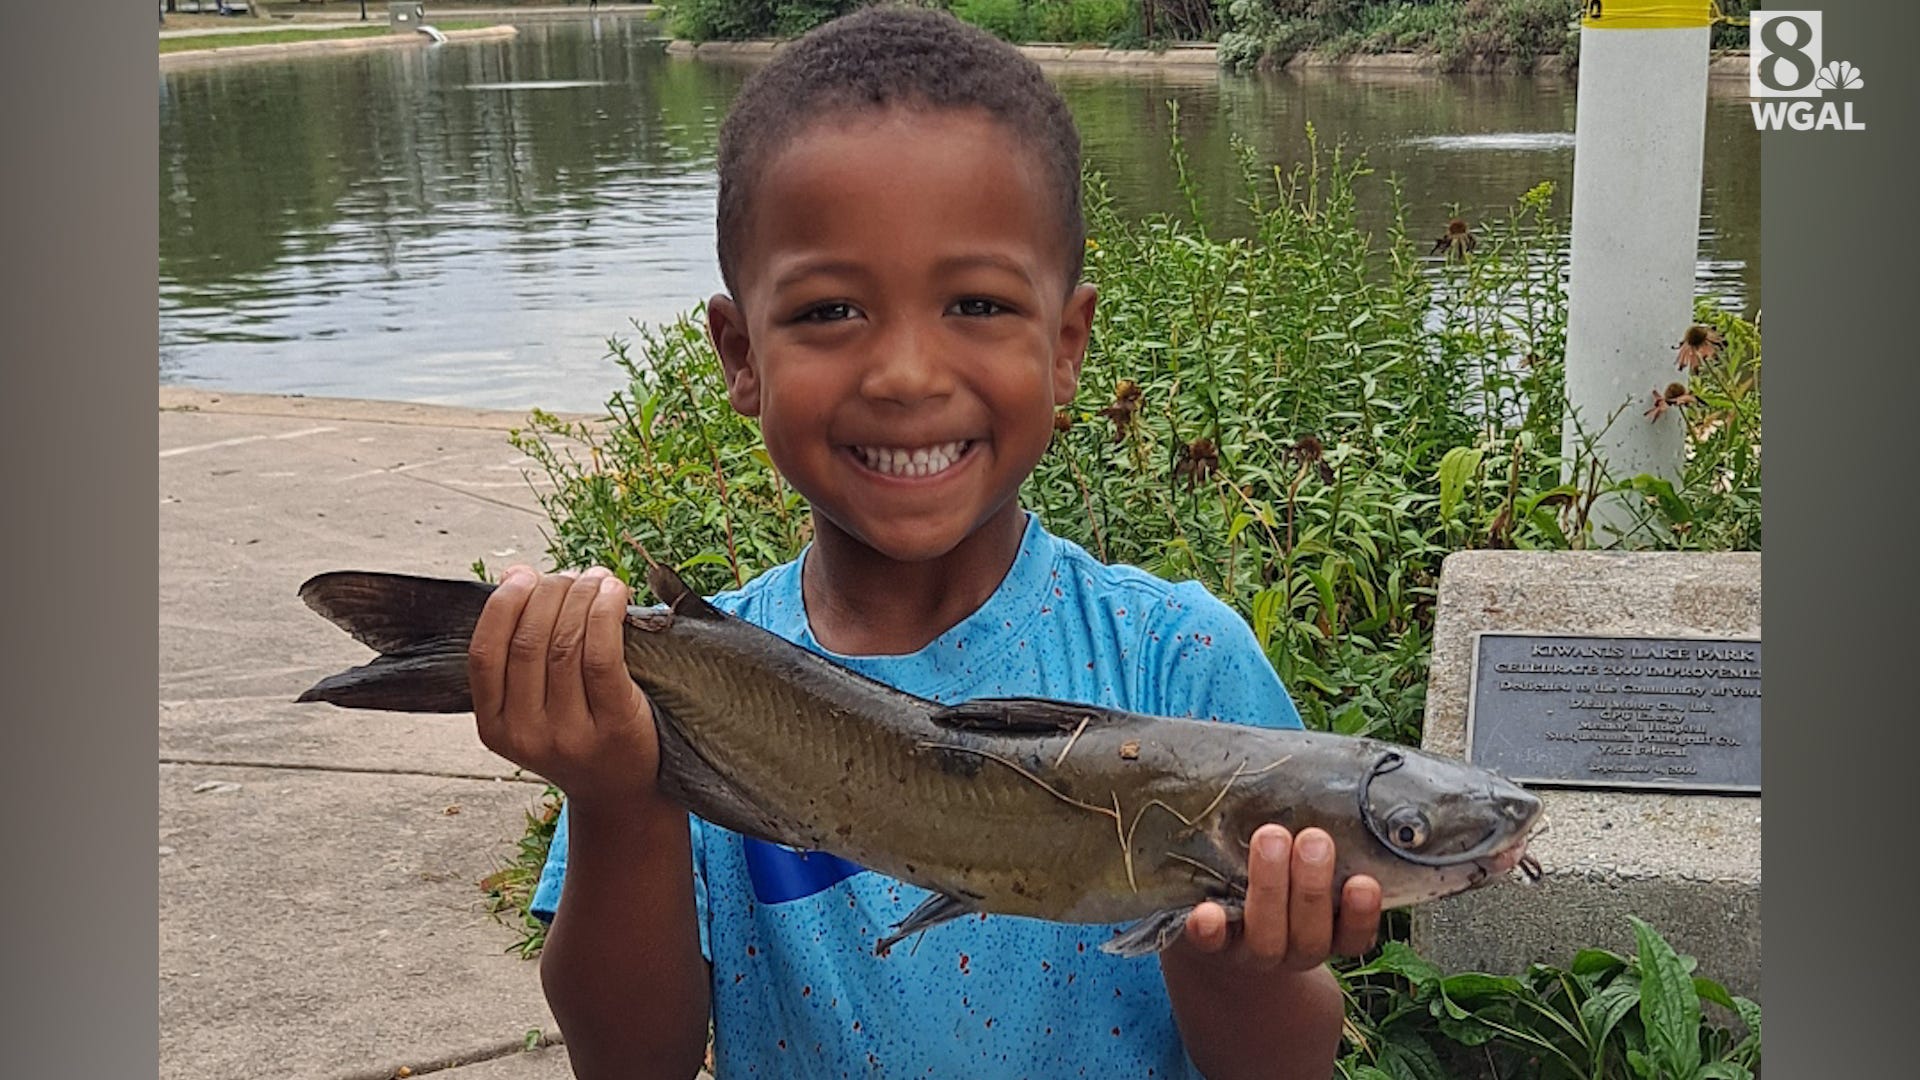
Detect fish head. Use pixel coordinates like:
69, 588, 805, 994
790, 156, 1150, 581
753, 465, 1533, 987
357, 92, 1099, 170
1341, 748, 1542, 906
1195, 746, 1543, 910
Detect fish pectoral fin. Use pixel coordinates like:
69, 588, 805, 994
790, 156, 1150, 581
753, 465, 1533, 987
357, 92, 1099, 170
874, 892, 975, 957
930, 697, 1112, 734
1101, 902, 1244, 958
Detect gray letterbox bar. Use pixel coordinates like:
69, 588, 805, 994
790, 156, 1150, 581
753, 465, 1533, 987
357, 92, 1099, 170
1465, 632, 1761, 793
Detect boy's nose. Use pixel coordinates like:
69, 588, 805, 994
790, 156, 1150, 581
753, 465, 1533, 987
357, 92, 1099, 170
860, 324, 954, 406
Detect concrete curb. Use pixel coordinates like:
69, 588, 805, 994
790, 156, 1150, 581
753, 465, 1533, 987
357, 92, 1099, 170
158, 386, 596, 432
159, 24, 519, 70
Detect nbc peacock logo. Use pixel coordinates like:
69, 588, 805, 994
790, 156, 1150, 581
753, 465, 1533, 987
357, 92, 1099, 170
1749, 11, 1867, 131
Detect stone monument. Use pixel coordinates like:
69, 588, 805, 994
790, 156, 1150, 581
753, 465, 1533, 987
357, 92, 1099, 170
1410, 551, 1761, 1001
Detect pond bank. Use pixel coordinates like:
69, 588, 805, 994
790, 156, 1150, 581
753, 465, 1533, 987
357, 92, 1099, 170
669, 39, 1750, 81
159, 25, 519, 69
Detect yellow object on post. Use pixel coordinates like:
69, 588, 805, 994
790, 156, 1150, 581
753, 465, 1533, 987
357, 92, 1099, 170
1579, 0, 1715, 31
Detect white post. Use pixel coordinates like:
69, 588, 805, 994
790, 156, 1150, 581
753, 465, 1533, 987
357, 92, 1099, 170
1560, 2, 1714, 545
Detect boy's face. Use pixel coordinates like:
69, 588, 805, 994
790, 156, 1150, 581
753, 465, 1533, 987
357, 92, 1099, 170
709, 107, 1096, 565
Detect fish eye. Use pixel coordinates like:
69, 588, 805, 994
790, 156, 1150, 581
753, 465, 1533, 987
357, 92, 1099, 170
1384, 807, 1431, 850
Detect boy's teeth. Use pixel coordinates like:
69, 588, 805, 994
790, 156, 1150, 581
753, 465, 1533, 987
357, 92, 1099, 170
857, 441, 970, 477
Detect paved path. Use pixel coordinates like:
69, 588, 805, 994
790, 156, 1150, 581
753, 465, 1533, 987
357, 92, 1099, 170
159, 387, 583, 1078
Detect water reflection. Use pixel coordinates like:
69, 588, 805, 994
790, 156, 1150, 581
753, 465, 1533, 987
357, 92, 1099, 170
159, 17, 1758, 413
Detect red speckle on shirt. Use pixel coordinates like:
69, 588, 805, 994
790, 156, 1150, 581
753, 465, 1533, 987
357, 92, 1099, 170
1111, 1027, 1122, 1037
1116, 608, 1126, 617
1077, 942, 1086, 952
959, 953, 971, 974
802, 985, 812, 997
852, 1020, 862, 1032
985, 1017, 995, 1028
1054, 587, 1064, 597
1040, 960, 1051, 972
733, 973, 745, 984
746, 945, 757, 957
778, 1040, 787, 1051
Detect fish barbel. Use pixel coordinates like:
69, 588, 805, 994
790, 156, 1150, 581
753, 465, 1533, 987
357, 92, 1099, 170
296, 563, 1543, 956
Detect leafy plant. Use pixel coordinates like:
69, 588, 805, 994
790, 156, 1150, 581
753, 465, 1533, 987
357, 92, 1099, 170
478, 784, 564, 959
1336, 917, 1760, 1078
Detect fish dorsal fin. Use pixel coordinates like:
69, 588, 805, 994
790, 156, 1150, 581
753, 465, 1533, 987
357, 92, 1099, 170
930, 697, 1112, 734
644, 561, 726, 621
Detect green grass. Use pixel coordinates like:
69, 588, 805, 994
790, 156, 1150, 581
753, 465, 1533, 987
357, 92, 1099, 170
159, 20, 497, 53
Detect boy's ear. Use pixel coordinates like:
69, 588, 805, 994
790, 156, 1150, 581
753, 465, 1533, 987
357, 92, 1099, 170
707, 294, 761, 417
1052, 283, 1097, 403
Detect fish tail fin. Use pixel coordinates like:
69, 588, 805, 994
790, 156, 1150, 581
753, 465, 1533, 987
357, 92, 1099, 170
294, 571, 495, 713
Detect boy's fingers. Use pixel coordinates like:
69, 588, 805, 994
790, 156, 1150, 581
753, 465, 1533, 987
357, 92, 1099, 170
1286, 828, 1337, 966
1240, 825, 1292, 960
502, 572, 573, 728
469, 566, 536, 737
582, 572, 641, 730
1181, 901, 1231, 955
1334, 875, 1384, 958
544, 568, 607, 720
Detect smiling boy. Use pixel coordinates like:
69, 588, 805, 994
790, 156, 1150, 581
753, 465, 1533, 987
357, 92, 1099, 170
469, 8, 1380, 1078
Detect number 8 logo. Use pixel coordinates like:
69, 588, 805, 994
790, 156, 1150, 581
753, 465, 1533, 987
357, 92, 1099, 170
1751, 11, 1824, 98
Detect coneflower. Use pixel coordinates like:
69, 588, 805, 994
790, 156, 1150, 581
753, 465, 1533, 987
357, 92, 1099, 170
1674, 324, 1724, 374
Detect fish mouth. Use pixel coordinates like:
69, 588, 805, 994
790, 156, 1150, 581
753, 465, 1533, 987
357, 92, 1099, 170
1465, 814, 1549, 888
845, 439, 978, 481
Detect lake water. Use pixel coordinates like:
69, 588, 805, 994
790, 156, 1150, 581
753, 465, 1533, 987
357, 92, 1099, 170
159, 16, 1760, 414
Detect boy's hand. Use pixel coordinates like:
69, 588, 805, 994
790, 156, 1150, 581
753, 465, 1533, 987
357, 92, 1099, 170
468, 565, 661, 809
1159, 825, 1381, 1080
1178, 825, 1382, 971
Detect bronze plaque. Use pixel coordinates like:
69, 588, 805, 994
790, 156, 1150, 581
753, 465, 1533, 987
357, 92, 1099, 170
1465, 632, 1760, 793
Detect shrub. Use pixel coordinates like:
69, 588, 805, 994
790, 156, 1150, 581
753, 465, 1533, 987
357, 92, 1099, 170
950, 0, 1036, 41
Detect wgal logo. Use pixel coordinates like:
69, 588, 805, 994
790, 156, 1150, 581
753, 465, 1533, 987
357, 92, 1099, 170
1750, 11, 1866, 131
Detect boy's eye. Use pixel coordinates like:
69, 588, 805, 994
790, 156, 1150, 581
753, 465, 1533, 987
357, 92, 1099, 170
952, 298, 1008, 318
799, 303, 856, 323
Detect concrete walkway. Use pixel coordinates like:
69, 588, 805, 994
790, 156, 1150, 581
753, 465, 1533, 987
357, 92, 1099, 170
159, 387, 585, 1078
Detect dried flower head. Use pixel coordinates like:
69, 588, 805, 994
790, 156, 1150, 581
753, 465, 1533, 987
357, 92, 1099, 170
1644, 382, 1700, 421
1430, 218, 1477, 260
1096, 379, 1143, 442
1053, 408, 1073, 432
1172, 436, 1219, 487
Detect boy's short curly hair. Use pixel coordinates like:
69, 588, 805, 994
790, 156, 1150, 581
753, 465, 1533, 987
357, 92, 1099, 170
715, 6, 1086, 297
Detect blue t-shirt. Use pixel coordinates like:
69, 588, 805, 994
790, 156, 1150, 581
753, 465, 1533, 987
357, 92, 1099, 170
532, 514, 1303, 1077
